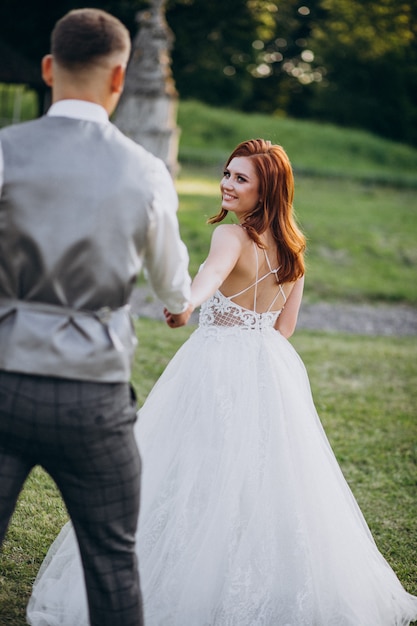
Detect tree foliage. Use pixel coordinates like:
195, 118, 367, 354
311, 0, 417, 144
165, 0, 324, 116
165, 0, 417, 145
0, 0, 415, 145
165, 0, 253, 108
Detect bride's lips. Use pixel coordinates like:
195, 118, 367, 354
222, 193, 237, 201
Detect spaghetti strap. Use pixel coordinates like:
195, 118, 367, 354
266, 283, 286, 313
228, 243, 286, 312
263, 248, 287, 312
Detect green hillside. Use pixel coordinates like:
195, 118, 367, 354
178, 100, 417, 188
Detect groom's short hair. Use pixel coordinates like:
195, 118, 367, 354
51, 8, 131, 69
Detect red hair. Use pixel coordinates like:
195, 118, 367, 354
208, 138, 306, 283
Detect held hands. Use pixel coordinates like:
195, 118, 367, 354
164, 303, 194, 328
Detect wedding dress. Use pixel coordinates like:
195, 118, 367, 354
27, 253, 417, 626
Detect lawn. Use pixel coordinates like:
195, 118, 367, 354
178, 100, 417, 188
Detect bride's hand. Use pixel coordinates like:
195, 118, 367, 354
164, 303, 194, 328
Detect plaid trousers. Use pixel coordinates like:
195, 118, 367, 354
0, 370, 144, 626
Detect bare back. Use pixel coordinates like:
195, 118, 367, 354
219, 226, 294, 314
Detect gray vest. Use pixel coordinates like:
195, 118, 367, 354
0, 116, 158, 382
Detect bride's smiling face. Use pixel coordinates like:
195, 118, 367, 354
220, 157, 260, 221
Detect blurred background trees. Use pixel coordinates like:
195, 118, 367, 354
0, 0, 416, 145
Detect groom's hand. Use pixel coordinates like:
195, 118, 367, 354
164, 303, 194, 328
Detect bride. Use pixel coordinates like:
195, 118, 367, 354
27, 139, 417, 626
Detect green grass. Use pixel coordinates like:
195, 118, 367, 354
292, 331, 417, 591
0, 470, 69, 625
1, 321, 416, 624
293, 177, 417, 303
178, 100, 417, 188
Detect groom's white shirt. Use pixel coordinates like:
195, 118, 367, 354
0, 100, 191, 315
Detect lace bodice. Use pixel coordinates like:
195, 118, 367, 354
199, 290, 282, 332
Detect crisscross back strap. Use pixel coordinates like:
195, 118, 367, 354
229, 242, 286, 312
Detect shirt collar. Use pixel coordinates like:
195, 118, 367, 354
47, 100, 109, 124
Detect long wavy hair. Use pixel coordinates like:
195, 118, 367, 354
208, 139, 306, 283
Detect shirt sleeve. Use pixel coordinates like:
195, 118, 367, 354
143, 158, 191, 314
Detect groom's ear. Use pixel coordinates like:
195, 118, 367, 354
41, 55, 54, 87
110, 63, 126, 95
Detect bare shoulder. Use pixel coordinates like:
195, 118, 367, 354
212, 223, 248, 243
205, 224, 247, 265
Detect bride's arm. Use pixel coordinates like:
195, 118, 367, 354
164, 225, 243, 327
190, 224, 243, 309
275, 275, 304, 338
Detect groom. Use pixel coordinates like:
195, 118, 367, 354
0, 8, 192, 626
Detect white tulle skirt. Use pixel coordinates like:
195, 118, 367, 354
27, 325, 417, 626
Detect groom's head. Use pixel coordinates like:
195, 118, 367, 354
42, 8, 132, 114
51, 9, 131, 70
